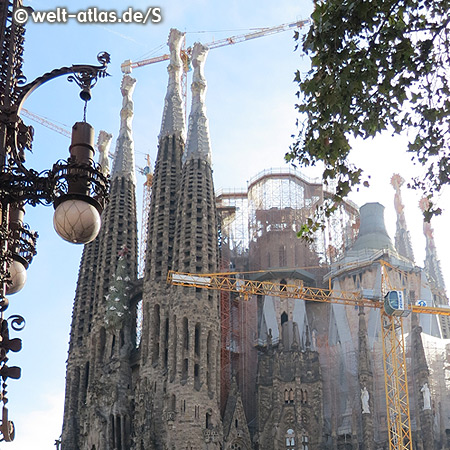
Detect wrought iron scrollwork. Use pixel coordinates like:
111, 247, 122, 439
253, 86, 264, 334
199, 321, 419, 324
7, 315, 25, 332
50, 159, 110, 211
68, 52, 111, 101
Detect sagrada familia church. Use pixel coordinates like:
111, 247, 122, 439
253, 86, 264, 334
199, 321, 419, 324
60, 29, 450, 449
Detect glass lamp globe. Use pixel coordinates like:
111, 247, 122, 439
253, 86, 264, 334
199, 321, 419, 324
6, 258, 27, 295
53, 199, 101, 244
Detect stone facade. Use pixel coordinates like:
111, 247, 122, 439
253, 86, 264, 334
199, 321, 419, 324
62, 31, 450, 450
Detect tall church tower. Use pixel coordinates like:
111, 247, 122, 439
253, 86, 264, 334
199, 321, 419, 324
61, 74, 139, 449
132, 28, 186, 448
134, 35, 222, 448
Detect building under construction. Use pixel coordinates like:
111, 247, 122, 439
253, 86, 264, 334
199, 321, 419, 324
61, 29, 450, 450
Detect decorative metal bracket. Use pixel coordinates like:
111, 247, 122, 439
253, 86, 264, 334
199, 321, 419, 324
0, 52, 110, 174
15, 52, 110, 112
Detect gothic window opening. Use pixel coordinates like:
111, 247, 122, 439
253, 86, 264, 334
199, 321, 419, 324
280, 278, 287, 292
195, 323, 201, 356
194, 363, 200, 390
82, 362, 90, 403
289, 389, 294, 403
302, 435, 309, 450
281, 312, 288, 326
279, 245, 287, 267
135, 299, 143, 348
171, 315, 177, 382
115, 415, 122, 450
98, 327, 106, 362
301, 389, 308, 404
285, 429, 296, 449
152, 305, 160, 363
164, 317, 169, 369
207, 331, 213, 391
183, 317, 189, 350
284, 389, 289, 404
182, 358, 188, 381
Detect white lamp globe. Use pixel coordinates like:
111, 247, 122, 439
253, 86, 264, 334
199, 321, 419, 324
53, 199, 101, 244
6, 258, 27, 295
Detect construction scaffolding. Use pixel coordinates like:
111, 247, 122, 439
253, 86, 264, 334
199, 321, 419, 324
217, 167, 359, 272
215, 167, 361, 425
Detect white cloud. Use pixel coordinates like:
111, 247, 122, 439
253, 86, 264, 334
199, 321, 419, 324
7, 392, 64, 450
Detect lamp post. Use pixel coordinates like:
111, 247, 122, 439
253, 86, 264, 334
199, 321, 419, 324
0, 0, 110, 440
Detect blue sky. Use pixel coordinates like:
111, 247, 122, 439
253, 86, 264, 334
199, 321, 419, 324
4, 0, 450, 448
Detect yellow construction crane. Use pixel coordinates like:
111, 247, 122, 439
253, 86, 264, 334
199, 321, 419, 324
21, 108, 71, 138
120, 19, 310, 74
120, 19, 310, 121
167, 261, 450, 450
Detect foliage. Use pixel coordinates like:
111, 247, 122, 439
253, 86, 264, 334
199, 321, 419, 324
286, 0, 450, 238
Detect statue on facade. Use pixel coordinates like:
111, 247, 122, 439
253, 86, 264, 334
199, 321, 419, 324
421, 383, 431, 410
361, 386, 370, 414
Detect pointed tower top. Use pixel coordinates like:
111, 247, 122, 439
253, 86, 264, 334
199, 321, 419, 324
419, 197, 446, 291
112, 74, 136, 183
160, 28, 186, 139
391, 174, 415, 262
97, 130, 113, 177
184, 42, 212, 164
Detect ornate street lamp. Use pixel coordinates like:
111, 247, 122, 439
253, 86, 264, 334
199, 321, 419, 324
0, 0, 110, 440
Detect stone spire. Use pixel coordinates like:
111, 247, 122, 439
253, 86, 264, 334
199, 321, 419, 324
184, 42, 211, 164
143, 29, 185, 284
160, 28, 186, 139
62, 75, 139, 449
391, 174, 415, 262
134, 28, 190, 449
97, 130, 112, 177
162, 42, 222, 448
419, 197, 446, 291
112, 74, 137, 183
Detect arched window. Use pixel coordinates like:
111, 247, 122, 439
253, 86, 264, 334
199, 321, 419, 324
281, 312, 288, 326
289, 389, 294, 403
183, 317, 189, 350
301, 389, 308, 404
151, 305, 160, 363
135, 299, 143, 348
279, 245, 287, 267
284, 389, 289, 403
286, 429, 296, 449
195, 323, 201, 356
302, 435, 309, 450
